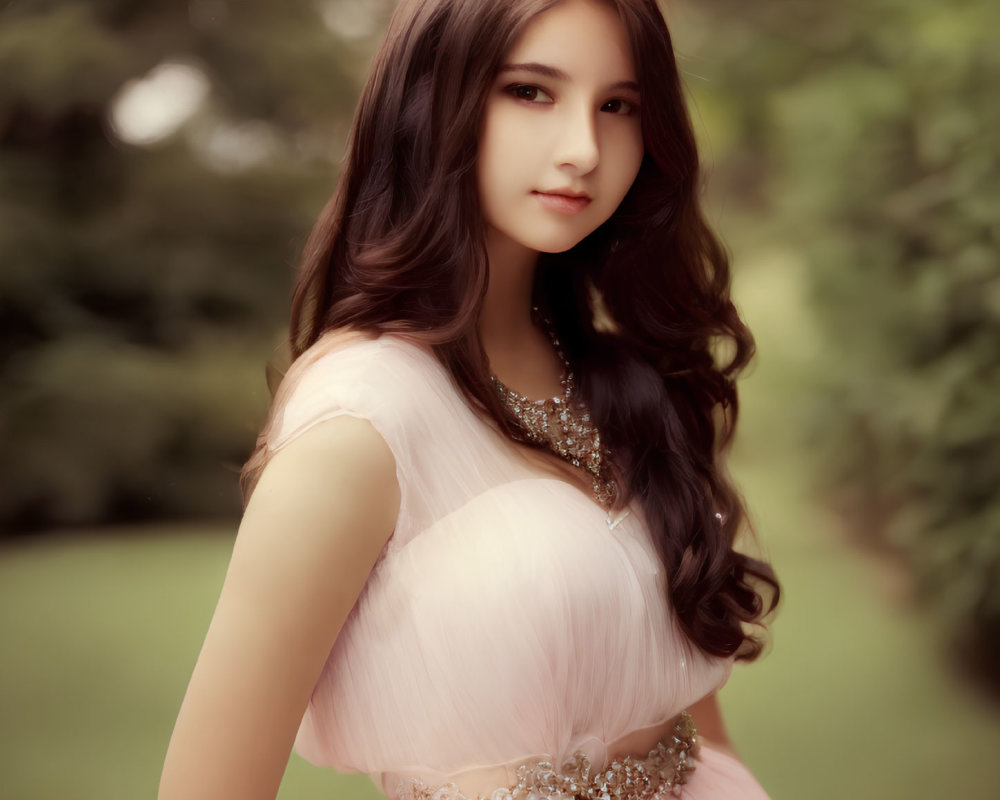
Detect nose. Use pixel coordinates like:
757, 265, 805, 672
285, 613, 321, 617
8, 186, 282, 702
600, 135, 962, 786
554, 105, 599, 175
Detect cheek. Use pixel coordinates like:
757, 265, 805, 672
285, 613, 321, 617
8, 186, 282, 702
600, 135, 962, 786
602, 129, 644, 200
621, 129, 645, 185
481, 106, 530, 163
476, 139, 507, 222
477, 107, 533, 208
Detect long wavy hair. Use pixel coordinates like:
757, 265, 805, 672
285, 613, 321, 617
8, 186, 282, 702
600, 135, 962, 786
246, 0, 779, 660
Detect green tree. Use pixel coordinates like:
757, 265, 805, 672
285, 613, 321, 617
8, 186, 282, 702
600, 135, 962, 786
0, 0, 394, 530
681, 0, 1000, 678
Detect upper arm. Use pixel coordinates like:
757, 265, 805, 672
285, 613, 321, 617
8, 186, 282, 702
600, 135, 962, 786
158, 415, 400, 800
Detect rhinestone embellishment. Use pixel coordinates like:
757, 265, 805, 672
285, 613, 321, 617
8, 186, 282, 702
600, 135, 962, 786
396, 712, 698, 800
489, 313, 617, 509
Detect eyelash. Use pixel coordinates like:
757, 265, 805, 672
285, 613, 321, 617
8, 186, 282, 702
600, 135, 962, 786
506, 84, 553, 104
600, 98, 637, 116
504, 84, 638, 116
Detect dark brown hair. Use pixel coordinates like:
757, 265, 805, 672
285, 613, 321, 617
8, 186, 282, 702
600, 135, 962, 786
247, 0, 778, 660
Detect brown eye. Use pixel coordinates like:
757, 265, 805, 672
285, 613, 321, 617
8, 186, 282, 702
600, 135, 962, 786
601, 98, 636, 115
506, 84, 554, 104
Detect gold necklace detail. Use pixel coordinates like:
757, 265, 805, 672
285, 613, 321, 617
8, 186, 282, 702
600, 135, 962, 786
489, 313, 618, 510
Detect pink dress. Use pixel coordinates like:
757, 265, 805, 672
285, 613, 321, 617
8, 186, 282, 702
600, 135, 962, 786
264, 331, 770, 800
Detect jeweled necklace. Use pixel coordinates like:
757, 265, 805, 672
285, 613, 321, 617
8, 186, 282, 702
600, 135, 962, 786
489, 312, 618, 510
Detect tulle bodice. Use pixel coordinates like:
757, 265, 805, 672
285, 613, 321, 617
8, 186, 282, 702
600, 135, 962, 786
262, 331, 767, 799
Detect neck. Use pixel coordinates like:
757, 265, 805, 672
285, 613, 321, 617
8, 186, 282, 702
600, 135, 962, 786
478, 227, 540, 356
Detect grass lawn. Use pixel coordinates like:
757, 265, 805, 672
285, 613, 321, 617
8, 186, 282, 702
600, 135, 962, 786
2, 254, 998, 800
3, 497, 998, 800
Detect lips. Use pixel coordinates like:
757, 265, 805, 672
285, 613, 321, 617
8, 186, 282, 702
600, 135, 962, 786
532, 190, 592, 215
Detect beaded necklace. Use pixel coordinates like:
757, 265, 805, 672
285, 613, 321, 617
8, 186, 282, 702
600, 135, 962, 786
489, 313, 618, 511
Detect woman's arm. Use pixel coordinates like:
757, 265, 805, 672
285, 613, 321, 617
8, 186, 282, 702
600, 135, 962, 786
158, 415, 400, 800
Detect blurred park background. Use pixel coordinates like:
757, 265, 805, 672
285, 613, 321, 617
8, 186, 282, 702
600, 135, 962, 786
0, 0, 997, 798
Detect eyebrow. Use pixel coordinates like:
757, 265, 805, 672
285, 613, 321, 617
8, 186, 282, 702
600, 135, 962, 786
499, 62, 640, 94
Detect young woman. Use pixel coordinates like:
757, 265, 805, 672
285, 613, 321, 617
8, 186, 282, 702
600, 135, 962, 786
159, 1, 779, 798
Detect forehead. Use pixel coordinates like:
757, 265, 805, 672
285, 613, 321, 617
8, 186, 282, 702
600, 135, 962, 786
504, 0, 636, 80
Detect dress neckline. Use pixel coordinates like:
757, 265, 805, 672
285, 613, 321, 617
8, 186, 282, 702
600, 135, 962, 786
368, 332, 631, 529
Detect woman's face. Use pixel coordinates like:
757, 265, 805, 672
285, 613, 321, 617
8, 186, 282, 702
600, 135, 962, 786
477, 0, 644, 256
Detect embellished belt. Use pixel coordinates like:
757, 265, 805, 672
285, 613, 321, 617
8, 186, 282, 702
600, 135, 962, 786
396, 712, 699, 800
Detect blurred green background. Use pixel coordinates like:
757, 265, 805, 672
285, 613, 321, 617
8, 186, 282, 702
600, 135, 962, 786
1, 1, 997, 798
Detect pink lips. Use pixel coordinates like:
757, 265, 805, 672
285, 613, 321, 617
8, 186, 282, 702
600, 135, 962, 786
532, 190, 592, 215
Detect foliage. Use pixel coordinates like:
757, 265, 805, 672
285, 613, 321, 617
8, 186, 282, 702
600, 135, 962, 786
0, 0, 393, 531
682, 0, 1000, 675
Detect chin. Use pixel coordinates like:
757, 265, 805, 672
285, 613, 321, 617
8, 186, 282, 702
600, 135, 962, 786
538, 243, 583, 255
527, 232, 590, 254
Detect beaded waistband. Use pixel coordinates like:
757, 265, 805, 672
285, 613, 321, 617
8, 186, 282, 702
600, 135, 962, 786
395, 712, 699, 800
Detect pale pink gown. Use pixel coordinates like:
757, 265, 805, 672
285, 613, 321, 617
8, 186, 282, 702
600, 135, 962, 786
262, 331, 770, 799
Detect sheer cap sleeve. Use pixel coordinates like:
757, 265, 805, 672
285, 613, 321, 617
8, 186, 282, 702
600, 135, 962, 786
262, 330, 446, 551
269, 331, 408, 451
